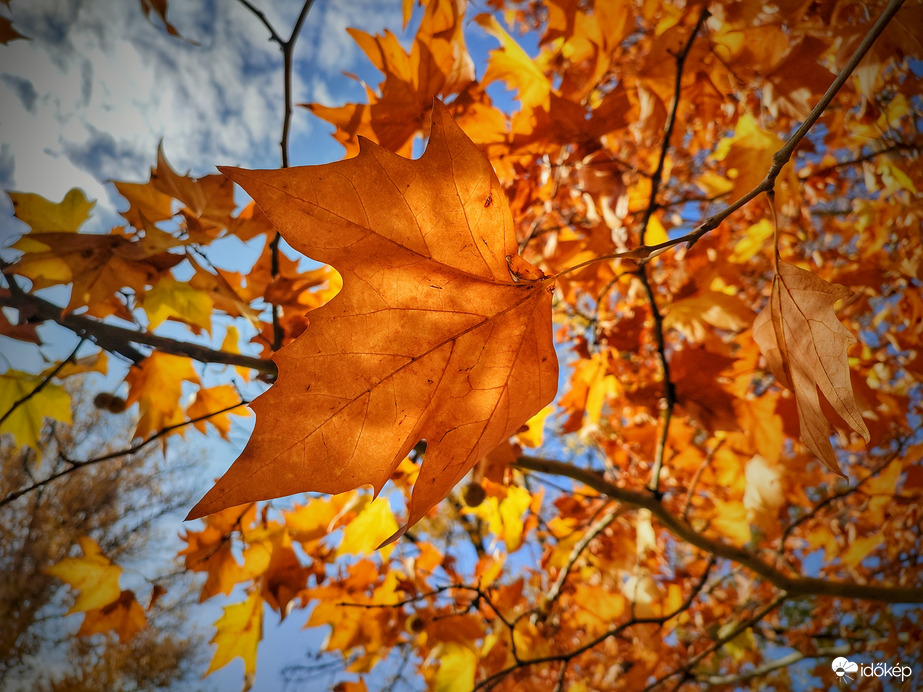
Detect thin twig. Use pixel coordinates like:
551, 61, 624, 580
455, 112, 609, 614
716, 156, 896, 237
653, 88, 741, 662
642, 593, 788, 691
699, 644, 850, 686
0, 400, 249, 508
0, 338, 85, 426
540, 502, 626, 614
474, 553, 716, 690
639, 8, 708, 494
235, 0, 315, 352
681, 438, 724, 521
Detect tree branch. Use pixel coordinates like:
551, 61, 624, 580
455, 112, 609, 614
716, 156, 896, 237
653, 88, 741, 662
698, 644, 850, 686
474, 552, 716, 690
540, 502, 626, 615
636, 8, 708, 493
0, 283, 276, 376
235, 0, 315, 352
514, 455, 923, 604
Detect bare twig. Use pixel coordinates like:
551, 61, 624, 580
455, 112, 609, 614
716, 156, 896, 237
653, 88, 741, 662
235, 0, 315, 352
642, 593, 788, 691
474, 553, 716, 690
681, 438, 724, 521
0, 338, 85, 426
637, 8, 709, 494
540, 502, 626, 614
699, 643, 850, 686
0, 400, 249, 508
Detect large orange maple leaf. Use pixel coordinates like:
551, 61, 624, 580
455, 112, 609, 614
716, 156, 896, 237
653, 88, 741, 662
188, 101, 558, 543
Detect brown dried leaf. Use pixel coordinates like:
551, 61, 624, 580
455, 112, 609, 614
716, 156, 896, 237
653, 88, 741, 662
753, 261, 870, 474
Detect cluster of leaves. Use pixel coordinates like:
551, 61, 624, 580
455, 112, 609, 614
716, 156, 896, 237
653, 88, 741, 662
2, 0, 922, 689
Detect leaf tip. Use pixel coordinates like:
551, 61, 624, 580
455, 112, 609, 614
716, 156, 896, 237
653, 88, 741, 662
377, 524, 408, 549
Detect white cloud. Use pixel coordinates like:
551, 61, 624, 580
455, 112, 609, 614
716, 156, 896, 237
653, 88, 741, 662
0, 0, 406, 237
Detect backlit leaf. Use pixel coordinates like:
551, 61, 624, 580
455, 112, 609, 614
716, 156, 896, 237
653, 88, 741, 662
753, 261, 870, 474
206, 590, 263, 682
44, 536, 122, 614
188, 101, 558, 544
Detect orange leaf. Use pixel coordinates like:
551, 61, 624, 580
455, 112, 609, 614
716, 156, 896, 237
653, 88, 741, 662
753, 261, 870, 474
77, 589, 147, 643
124, 352, 200, 440
187, 384, 247, 440
0, 15, 28, 43
138, 0, 196, 43
188, 101, 558, 545
179, 504, 256, 601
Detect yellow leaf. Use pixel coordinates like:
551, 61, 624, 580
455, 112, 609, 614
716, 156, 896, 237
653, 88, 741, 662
498, 485, 532, 551
731, 219, 774, 263
475, 14, 551, 110
284, 494, 355, 546
143, 277, 215, 333
221, 325, 251, 382
864, 459, 902, 518
337, 496, 399, 558
664, 291, 750, 341
206, 591, 263, 680
52, 351, 109, 379
0, 370, 72, 454
841, 534, 884, 568
718, 622, 757, 661
515, 405, 552, 448
645, 213, 669, 246
709, 499, 751, 545
9, 188, 94, 233
471, 485, 532, 551
636, 508, 657, 558
433, 642, 477, 692
743, 454, 784, 533
572, 585, 625, 626
44, 536, 122, 614
710, 114, 783, 201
